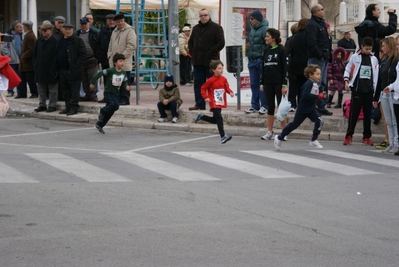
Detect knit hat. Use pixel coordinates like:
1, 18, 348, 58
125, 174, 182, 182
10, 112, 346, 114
164, 75, 174, 84
325, 22, 330, 29
250, 10, 263, 22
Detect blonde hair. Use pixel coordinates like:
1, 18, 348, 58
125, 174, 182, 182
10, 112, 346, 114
380, 37, 399, 63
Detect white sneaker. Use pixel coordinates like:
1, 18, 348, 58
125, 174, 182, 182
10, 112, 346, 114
261, 131, 274, 140
245, 107, 257, 114
289, 107, 296, 112
283, 136, 288, 141
274, 135, 282, 151
258, 107, 267, 114
158, 118, 167, 122
172, 117, 178, 123
309, 140, 323, 149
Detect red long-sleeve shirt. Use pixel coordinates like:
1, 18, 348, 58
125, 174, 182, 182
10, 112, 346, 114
200, 75, 233, 109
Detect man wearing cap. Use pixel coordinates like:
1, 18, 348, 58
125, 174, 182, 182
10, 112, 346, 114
96, 14, 116, 103
55, 23, 86, 115
179, 26, 191, 86
108, 13, 136, 105
85, 13, 100, 33
245, 9, 269, 115
306, 4, 333, 116
188, 8, 225, 110
52, 16, 65, 40
76, 16, 99, 102
33, 22, 59, 113
18, 20, 38, 99
337, 31, 356, 51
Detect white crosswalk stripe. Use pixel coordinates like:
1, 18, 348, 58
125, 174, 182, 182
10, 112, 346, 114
174, 151, 302, 179
243, 150, 381, 176
312, 150, 399, 169
0, 162, 39, 183
25, 153, 131, 182
103, 152, 221, 181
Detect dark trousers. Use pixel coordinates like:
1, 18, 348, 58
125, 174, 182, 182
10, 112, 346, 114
295, 74, 308, 106
264, 84, 283, 116
345, 91, 373, 138
193, 65, 212, 109
179, 55, 191, 85
9, 64, 22, 95
98, 92, 119, 127
59, 70, 80, 111
280, 109, 323, 141
157, 101, 179, 118
120, 71, 131, 103
19, 71, 38, 97
200, 108, 225, 137
82, 57, 99, 98
393, 104, 399, 137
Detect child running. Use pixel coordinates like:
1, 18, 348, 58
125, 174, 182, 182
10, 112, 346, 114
274, 64, 324, 151
194, 60, 234, 144
90, 53, 130, 134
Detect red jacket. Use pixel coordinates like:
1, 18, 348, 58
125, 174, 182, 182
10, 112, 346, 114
200, 75, 233, 109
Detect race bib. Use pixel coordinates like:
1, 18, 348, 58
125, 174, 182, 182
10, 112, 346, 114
310, 82, 319, 95
214, 89, 225, 105
359, 65, 371, 79
112, 74, 125, 86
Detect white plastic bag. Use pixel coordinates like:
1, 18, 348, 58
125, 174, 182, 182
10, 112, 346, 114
275, 95, 291, 121
0, 92, 10, 117
0, 73, 9, 91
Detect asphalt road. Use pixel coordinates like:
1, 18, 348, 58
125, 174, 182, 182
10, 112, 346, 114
1, 117, 398, 267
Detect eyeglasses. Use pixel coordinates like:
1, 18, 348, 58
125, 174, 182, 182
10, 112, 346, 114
199, 14, 209, 18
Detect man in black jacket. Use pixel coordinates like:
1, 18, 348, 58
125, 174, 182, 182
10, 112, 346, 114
355, 4, 397, 54
306, 4, 333, 116
95, 14, 116, 103
188, 8, 225, 110
56, 23, 86, 116
337, 31, 356, 51
33, 22, 59, 113
76, 17, 99, 102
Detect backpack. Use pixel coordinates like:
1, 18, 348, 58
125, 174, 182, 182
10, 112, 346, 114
343, 99, 364, 120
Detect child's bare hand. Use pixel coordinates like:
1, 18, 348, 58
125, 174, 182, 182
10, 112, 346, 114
329, 80, 334, 85
163, 99, 169, 105
230, 92, 234, 97
383, 86, 390, 94
126, 86, 131, 91
204, 98, 210, 102
372, 101, 378, 108
260, 85, 264, 92
345, 82, 349, 91
281, 86, 288, 95
89, 84, 95, 90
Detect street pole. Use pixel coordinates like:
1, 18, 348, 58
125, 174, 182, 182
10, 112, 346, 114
168, 0, 179, 80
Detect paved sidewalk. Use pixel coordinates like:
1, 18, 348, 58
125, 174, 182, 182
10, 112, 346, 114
5, 82, 385, 143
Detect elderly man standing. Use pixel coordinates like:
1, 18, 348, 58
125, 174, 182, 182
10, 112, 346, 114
52, 16, 65, 40
18, 20, 38, 99
188, 8, 225, 110
55, 23, 86, 116
306, 4, 333, 116
96, 14, 116, 103
76, 16, 99, 102
107, 13, 136, 105
33, 22, 59, 113
245, 10, 269, 115
337, 31, 356, 51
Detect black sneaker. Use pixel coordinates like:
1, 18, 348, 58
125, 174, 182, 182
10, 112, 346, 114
221, 134, 232, 144
66, 109, 78, 116
34, 106, 47, 112
46, 107, 57, 113
59, 109, 69, 114
95, 123, 105, 134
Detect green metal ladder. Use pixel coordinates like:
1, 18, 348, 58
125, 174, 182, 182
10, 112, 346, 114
115, 0, 169, 89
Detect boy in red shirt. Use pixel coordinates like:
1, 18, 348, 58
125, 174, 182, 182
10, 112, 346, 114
194, 60, 234, 144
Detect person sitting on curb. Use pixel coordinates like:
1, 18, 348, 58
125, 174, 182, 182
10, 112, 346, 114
157, 75, 183, 123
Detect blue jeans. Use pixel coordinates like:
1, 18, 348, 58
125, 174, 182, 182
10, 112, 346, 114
380, 93, 398, 147
193, 65, 212, 109
248, 58, 267, 110
98, 92, 119, 127
308, 57, 328, 111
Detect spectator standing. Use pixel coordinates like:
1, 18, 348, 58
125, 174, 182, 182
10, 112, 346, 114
107, 14, 136, 105
33, 22, 59, 113
96, 14, 116, 103
52, 16, 65, 40
157, 75, 183, 123
85, 13, 100, 33
274, 64, 325, 151
355, 4, 397, 54
1, 20, 23, 97
306, 4, 333, 116
343, 37, 379, 146
326, 47, 346, 108
288, 18, 309, 110
373, 37, 399, 153
194, 60, 234, 144
55, 23, 86, 116
188, 8, 225, 111
18, 20, 38, 99
260, 28, 288, 141
244, 10, 269, 115
76, 17, 99, 102
337, 31, 356, 51
90, 53, 130, 134
285, 22, 297, 112
179, 26, 191, 86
